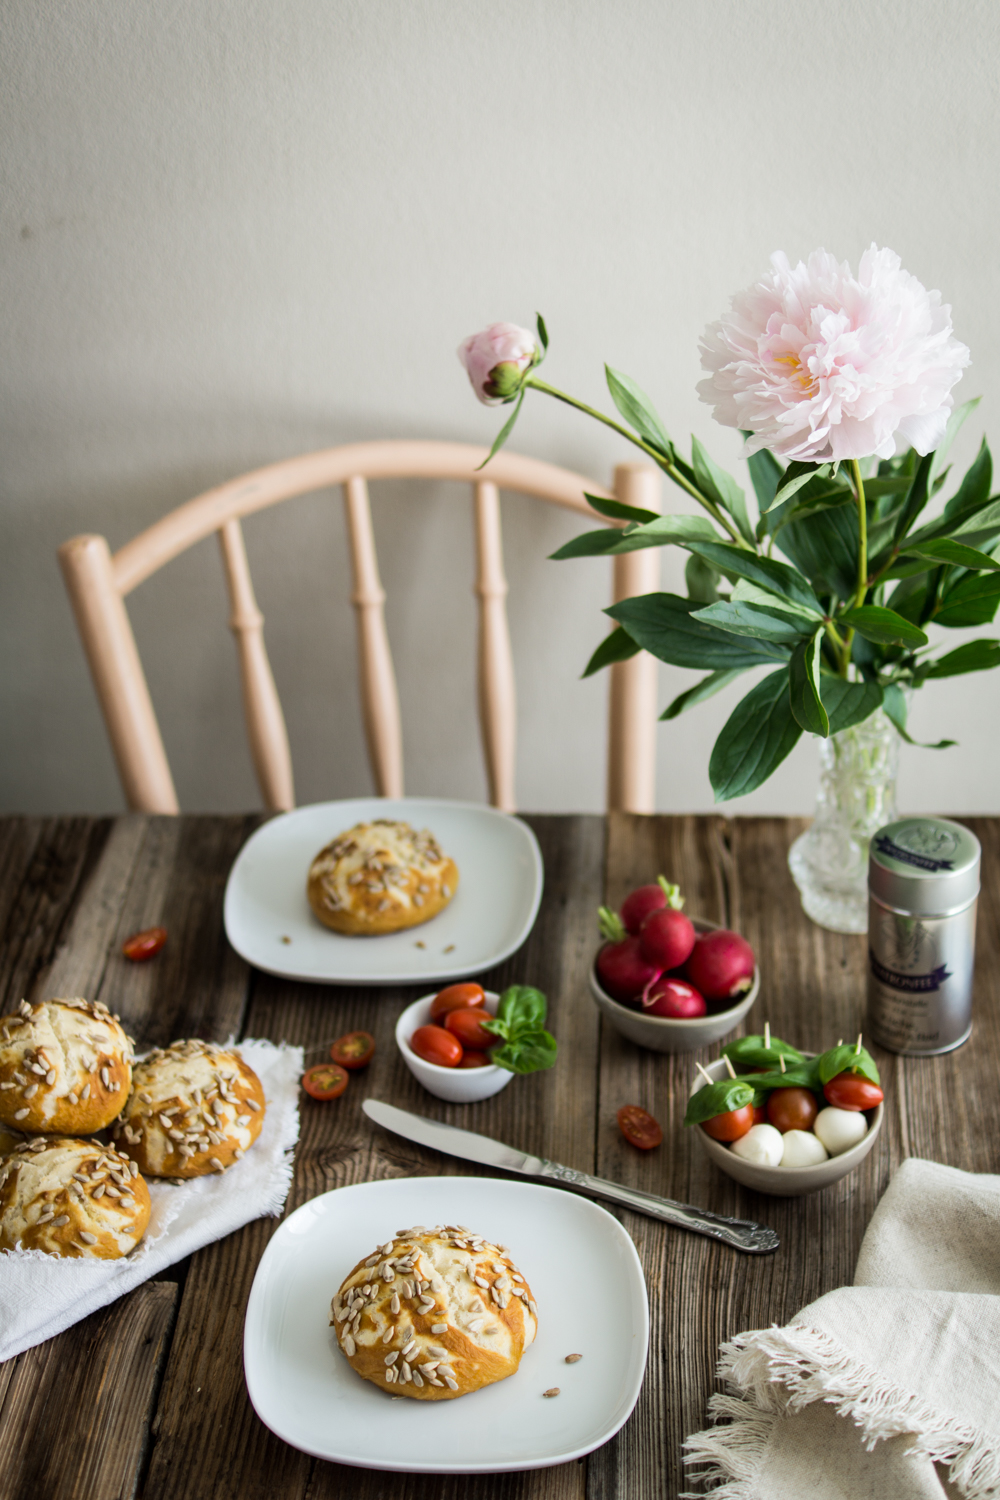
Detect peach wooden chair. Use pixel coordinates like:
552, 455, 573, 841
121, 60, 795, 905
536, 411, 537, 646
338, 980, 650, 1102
58, 441, 661, 815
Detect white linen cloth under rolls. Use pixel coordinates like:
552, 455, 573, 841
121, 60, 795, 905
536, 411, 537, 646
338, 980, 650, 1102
0, 1038, 302, 1362
683, 1159, 1000, 1500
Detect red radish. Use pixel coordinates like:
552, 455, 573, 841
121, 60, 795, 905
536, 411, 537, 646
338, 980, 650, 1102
596, 907, 661, 1003
639, 906, 696, 972
621, 874, 678, 936
642, 976, 706, 1018
684, 929, 755, 1002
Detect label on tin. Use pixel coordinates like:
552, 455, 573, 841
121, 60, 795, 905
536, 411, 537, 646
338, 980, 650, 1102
868, 951, 952, 993
872, 831, 957, 872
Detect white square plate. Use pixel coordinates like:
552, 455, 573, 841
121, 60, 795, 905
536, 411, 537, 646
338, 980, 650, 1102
223, 798, 544, 985
243, 1177, 649, 1472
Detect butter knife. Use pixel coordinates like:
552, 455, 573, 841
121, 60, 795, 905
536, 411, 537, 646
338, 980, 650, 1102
362, 1099, 779, 1255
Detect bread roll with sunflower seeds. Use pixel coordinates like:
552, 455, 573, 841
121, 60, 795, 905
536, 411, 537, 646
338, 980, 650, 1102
307, 820, 459, 935
110, 1039, 265, 1178
330, 1225, 537, 1399
0, 1136, 150, 1257
0, 998, 132, 1136
0, 1125, 23, 1157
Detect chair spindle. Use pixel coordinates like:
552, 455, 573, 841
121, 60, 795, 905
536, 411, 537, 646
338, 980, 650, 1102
342, 476, 404, 798
473, 481, 517, 811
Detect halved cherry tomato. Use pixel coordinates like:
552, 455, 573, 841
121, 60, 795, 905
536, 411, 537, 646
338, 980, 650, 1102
330, 1031, 376, 1070
302, 1063, 348, 1100
444, 1008, 497, 1051
766, 1086, 819, 1134
617, 1105, 663, 1150
122, 926, 167, 962
458, 1050, 491, 1069
823, 1073, 884, 1111
409, 1024, 463, 1068
429, 983, 486, 1022
701, 1104, 754, 1142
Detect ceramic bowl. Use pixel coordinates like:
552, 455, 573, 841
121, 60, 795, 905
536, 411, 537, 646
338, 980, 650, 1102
395, 990, 514, 1104
690, 1056, 883, 1197
589, 918, 759, 1054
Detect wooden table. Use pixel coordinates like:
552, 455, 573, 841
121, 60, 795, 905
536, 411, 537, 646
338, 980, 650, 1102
1, 812, 998, 1500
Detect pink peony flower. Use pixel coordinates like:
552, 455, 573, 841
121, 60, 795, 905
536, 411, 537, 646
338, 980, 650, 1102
698, 246, 970, 462
457, 322, 539, 405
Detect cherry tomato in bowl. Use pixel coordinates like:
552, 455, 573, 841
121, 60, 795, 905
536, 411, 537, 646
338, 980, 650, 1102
823, 1073, 884, 1111
330, 1031, 375, 1070
701, 1104, 754, 1142
429, 983, 486, 1022
766, 1086, 819, 1134
458, 1050, 491, 1068
396, 990, 514, 1104
443, 1008, 497, 1051
617, 1105, 663, 1150
302, 1063, 348, 1100
122, 926, 167, 962
409, 1024, 463, 1069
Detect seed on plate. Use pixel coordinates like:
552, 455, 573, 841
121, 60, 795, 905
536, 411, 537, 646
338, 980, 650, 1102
565, 1353, 583, 1363
544, 1387, 560, 1398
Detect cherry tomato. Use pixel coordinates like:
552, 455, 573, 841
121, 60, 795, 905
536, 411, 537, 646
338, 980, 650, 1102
330, 1031, 376, 1070
409, 1024, 463, 1068
302, 1063, 348, 1100
823, 1073, 884, 1111
458, 1050, 491, 1069
752, 1103, 768, 1126
122, 926, 167, 962
429, 983, 486, 1022
701, 1104, 754, 1142
617, 1105, 663, 1150
766, 1086, 819, 1134
444, 1008, 497, 1051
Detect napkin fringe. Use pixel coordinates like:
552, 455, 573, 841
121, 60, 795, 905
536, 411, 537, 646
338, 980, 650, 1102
682, 1322, 1000, 1500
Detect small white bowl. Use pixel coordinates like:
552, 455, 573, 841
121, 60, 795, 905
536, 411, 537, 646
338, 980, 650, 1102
395, 991, 514, 1103
689, 1057, 883, 1197
589, 918, 759, 1054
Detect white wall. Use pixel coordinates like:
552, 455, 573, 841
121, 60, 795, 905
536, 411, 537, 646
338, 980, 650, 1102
3, 0, 999, 816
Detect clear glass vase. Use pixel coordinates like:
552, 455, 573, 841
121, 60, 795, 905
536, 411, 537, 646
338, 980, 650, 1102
788, 709, 901, 934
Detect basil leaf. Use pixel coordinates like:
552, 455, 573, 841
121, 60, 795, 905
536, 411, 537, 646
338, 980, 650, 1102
496, 984, 547, 1033
747, 1058, 823, 1092
683, 1079, 755, 1127
489, 1030, 558, 1074
817, 1044, 880, 1086
721, 1035, 805, 1068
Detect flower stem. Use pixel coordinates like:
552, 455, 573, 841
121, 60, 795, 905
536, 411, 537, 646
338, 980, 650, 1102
522, 375, 745, 545
836, 458, 869, 679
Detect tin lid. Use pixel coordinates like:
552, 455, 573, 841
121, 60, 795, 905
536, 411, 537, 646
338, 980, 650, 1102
869, 817, 981, 914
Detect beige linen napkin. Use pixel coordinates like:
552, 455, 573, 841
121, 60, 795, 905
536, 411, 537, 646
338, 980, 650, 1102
683, 1160, 1000, 1499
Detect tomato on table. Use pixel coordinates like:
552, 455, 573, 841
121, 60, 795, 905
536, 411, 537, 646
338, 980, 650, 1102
766, 1086, 819, 1134
824, 1073, 884, 1111
701, 1104, 754, 1142
330, 1031, 376, 1070
617, 1105, 663, 1150
302, 1063, 348, 1100
122, 926, 167, 962
443, 1008, 496, 1051
458, 1050, 491, 1069
409, 1024, 463, 1068
429, 983, 486, 1022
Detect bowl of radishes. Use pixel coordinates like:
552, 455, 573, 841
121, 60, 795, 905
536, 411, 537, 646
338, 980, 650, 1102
588, 877, 759, 1053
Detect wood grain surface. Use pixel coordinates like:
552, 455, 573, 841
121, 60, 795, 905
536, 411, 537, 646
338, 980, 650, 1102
0, 812, 997, 1500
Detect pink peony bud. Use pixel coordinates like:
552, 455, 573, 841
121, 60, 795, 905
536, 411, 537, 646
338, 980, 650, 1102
457, 322, 540, 405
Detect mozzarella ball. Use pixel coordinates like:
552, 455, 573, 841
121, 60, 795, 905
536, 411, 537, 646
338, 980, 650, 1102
780, 1129, 829, 1168
814, 1106, 867, 1157
730, 1123, 784, 1167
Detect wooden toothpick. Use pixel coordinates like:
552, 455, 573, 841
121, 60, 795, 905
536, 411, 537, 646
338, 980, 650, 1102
764, 1021, 771, 1050
695, 1061, 715, 1086
723, 1055, 737, 1079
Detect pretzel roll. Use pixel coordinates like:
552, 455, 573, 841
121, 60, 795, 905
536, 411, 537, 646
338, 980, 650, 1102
0, 1125, 23, 1157
0, 998, 132, 1135
330, 1225, 537, 1399
307, 820, 459, 935
110, 1040, 265, 1178
0, 1136, 150, 1258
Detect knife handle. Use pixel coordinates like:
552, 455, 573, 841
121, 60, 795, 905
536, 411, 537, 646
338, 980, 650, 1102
535, 1160, 779, 1254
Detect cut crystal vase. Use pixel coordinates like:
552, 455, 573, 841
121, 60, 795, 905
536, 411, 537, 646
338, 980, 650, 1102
788, 709, 901, 935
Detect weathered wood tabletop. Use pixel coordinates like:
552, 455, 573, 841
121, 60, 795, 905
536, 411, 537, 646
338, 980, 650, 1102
1, 812, 997, 1500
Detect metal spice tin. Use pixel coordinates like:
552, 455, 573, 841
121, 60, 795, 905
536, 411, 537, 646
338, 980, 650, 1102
866, 817, 981, 1056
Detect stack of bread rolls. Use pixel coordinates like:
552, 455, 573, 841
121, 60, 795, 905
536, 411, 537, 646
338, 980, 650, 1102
0, 998, 266, 1261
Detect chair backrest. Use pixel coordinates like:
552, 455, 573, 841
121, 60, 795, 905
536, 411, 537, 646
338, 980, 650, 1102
58, 440, 661, 814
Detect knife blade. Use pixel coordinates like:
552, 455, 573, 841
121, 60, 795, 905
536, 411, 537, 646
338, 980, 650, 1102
362, 1098, 779, 1255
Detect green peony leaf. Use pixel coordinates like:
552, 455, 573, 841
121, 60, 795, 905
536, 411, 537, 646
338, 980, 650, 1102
882, 683, 956, 749
691, 599, 813, 644
607, 514, 723, 553
838, 605, 929, 647
934, 571, 1000, 628
900, 537, 1000, 572
789, 630, 829, 736
766, 460, 833, 512
477, 388, 525, 470
691, 437, 754, 543
660, 669, 744, 720
819, 677, 884, 734
686, 541, 823, 616
585, 492, 659, 525
746, 447, 783, 516
607, 593, 792, 670
685, 553, 724, 603
605, 365, 674, 458
709, 668, 802, 801
581, 627, 641, 678
923, 639, 1000, 677
549, 528, 621, 560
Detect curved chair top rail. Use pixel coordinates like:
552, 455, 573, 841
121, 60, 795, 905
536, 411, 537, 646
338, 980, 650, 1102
112, 439, 614, 596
